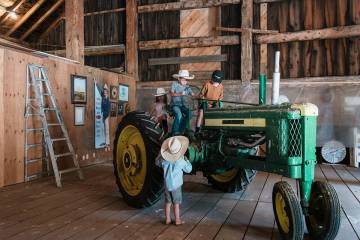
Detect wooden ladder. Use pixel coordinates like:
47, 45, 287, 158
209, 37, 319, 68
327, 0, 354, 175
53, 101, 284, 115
24, 64, 84, 187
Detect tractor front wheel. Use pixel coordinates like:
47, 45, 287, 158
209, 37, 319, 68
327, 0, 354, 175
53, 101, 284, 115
113, 112, 164, 208
207, 168, 256, 192
305, 181, 341, 240
272, 181, 304, 240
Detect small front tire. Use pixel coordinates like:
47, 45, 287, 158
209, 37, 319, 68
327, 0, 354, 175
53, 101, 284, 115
305, 181, 341, 240
272, 181, 304, 240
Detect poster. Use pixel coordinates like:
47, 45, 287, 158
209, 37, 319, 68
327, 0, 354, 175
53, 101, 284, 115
74, 105, 85, 126
119, 84, 129, 102
94, 81, 106, 149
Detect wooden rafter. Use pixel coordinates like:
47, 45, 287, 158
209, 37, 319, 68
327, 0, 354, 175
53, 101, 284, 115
0, 0, 26, 25
138, 0, 241, 13
39, 14, 65, 40
20, 0, 64, 41
5, 0, 46, 37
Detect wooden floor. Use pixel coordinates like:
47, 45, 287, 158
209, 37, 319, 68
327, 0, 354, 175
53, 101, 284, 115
1, 164, 360, 240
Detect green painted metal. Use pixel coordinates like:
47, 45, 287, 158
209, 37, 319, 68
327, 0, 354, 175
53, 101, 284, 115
259, 74, 266, 105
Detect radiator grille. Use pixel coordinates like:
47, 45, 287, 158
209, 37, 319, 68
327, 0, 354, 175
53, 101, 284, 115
289, 119, 302, 157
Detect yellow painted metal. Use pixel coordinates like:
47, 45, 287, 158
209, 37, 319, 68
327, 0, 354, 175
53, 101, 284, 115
204, 118, 266, 127
291, 103, 318, 116
116, 125, 147, 196
211, 169, 238, 183
275, 192, 290, 234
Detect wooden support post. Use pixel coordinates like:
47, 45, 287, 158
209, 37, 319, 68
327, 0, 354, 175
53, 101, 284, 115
349, 0, 360, 75
126, 0, 138, 79
0, 49, 4, 187
241, 0, 253, 84
288, 0, 301, 78
65, 0, 84, 64
259, 3, 268, 75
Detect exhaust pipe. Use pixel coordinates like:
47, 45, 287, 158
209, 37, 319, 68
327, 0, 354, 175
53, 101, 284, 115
272, 51, 280, 105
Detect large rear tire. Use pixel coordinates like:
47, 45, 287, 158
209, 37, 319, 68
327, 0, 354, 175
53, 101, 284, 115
113, 112, 164, 208
207, 168, 256, 192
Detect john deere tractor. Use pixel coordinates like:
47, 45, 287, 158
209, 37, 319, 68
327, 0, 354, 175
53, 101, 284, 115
113, 74, 341, 240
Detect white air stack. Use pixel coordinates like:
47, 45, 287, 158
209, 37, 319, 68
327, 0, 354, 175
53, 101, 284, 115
272, 51, 281, 105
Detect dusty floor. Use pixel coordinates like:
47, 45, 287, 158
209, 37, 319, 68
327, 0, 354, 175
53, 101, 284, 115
0, 164, 359, 240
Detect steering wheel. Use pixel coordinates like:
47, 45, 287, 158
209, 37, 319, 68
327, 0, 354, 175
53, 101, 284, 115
183, 84, 201, 112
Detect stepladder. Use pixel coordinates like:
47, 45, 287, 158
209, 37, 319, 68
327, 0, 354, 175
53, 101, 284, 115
24, 64, 84, 187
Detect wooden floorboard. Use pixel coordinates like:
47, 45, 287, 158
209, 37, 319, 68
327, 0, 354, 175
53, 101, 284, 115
0, 164, 359, 239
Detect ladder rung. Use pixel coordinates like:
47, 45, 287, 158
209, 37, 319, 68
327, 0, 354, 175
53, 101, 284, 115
26, 173, 47, 181
59, 168, 80, 175
55, 152, 73, 158
52, 138, 67, 142
44, 108, 57, 111
26, 158, 46, 164
26, 143, 44, 149
26, 128, 44, 132
48, 123, 62, 127
43, 93, 50, 96
36, 79, 46, 82
27, 113, 42, 116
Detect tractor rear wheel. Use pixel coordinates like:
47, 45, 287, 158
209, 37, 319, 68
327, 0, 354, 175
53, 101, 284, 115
207, 168, 256, 192
113, 112, 164, 208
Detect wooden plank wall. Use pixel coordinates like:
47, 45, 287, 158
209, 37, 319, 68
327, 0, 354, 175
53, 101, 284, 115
138, 0, 180, 82
266, 0, 360, 78
221, 3, 241, 80
179, 1, 221, 74
0, 47, 136, 187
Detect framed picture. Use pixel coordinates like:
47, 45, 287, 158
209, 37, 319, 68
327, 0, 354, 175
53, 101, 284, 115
71, 75, 87, 104
110, 102, 117, 117
119, 84, 129, 102
118, 101, 125, 115
110, 85, 118, 101
74, 105, 85, 126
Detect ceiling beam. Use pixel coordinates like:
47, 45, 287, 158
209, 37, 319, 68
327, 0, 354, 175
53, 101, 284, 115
138, 0, 241, 13
139, 35, 240, 50
256, 25, 360, 44
46, 44, 125, 57
0, 0, 26, 25
20, 0, 64, 41
5, 0, 46, 37
38, 14, 65, 40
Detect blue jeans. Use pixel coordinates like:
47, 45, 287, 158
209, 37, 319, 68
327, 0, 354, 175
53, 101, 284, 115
171, 105, 191, 135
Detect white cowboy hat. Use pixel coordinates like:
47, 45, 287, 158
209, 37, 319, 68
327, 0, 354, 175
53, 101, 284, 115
172, 70, 194, 80
161, 136, 189, 162
103, 83, 109, 90
154, 88, 167, 97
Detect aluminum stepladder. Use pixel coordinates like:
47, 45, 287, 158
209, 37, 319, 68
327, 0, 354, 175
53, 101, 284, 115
24, 64, 84, 187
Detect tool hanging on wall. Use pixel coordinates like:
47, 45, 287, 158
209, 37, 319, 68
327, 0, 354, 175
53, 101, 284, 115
24, 64, 84, 187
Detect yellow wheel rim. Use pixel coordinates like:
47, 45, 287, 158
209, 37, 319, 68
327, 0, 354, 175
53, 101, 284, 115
116, 125, 147, 196
275, 192, 290, 234
211, 169, 238, 183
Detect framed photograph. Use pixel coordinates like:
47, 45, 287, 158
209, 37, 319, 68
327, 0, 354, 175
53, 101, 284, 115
110, 85, 118, 101
71, 75, 87, 104
118, 101, 125, 115
74, 105, 85, 126
119, 84, 129, 102
110, 102, 117, 117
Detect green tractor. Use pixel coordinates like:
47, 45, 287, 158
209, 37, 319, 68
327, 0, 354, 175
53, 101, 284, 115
113, 75, 341, 240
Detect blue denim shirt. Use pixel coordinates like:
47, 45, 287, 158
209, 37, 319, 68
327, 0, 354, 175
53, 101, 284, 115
156, 155, 192, 191
170, 82, 193, 106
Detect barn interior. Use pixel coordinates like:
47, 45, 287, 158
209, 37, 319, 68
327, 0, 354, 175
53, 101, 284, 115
0, 0, 360, 239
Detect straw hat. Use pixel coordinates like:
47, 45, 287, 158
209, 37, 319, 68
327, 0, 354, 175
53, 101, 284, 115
154, 88, 167, 97
172, 70, 194, 80
161, 136, 189, 162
